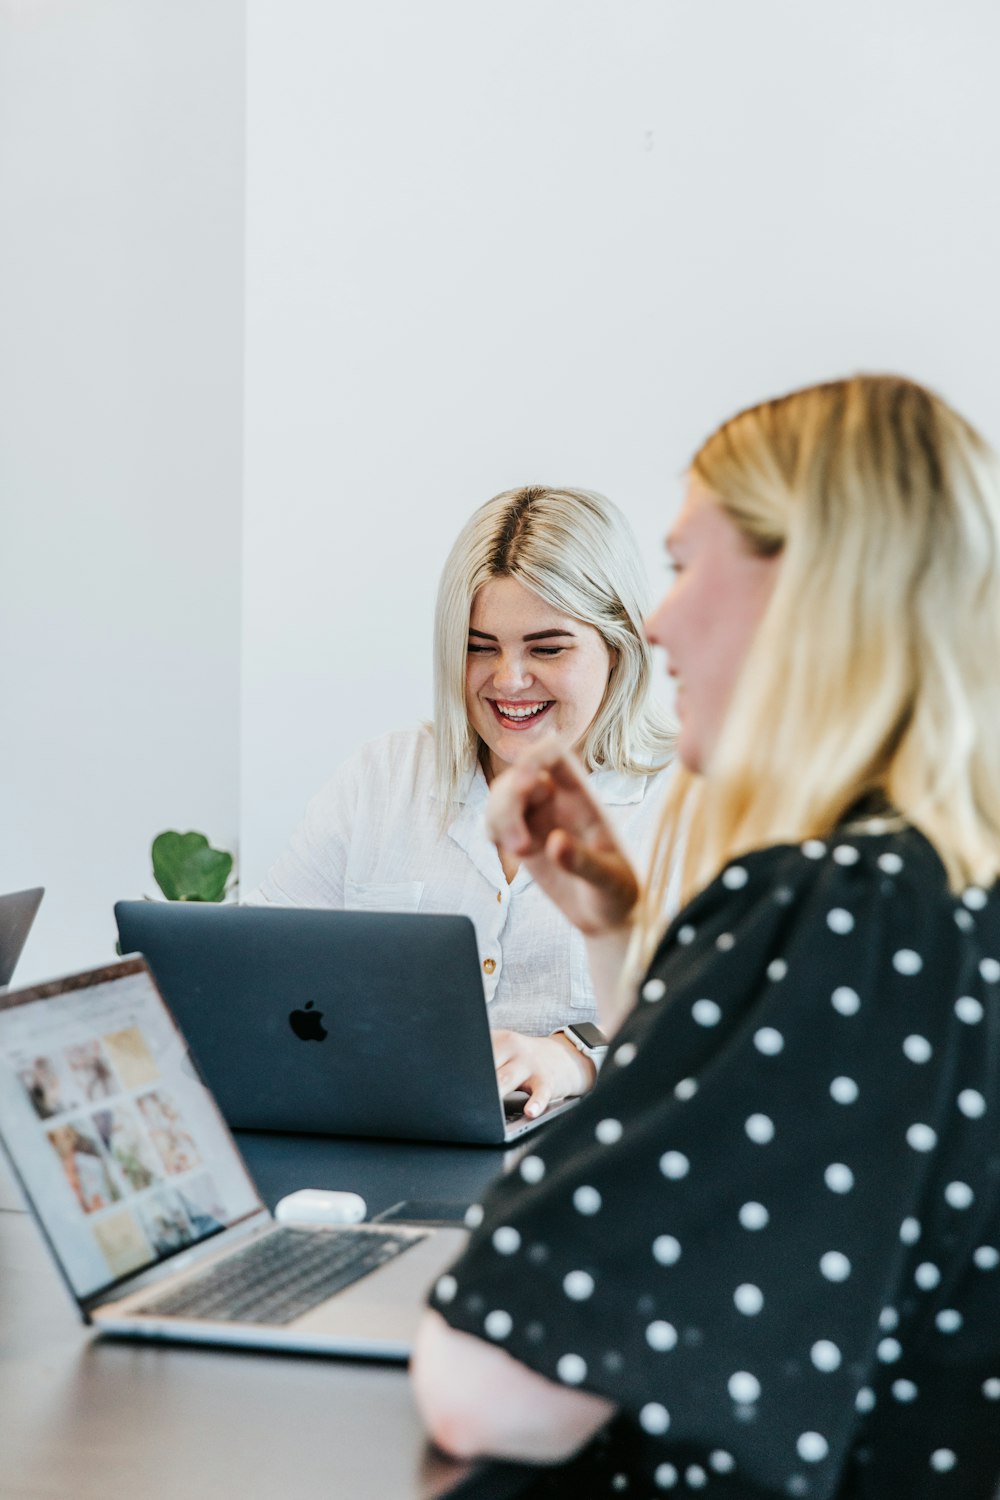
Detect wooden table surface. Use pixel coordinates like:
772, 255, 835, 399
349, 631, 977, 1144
0, 1138, 535, 1500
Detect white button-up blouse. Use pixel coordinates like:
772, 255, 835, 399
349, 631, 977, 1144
249, 726, 673, 1036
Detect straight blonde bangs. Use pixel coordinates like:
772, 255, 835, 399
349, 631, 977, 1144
433, 486, 674, 813
639, 376, 1000, 961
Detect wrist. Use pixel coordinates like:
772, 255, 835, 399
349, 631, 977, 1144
550, 1034, 597, 1095
550, 1023, 608, 1094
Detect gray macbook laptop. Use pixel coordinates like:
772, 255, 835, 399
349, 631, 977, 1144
114, 903, 577, 1145
0, 957, 466, 1357
0, 886, 44, 988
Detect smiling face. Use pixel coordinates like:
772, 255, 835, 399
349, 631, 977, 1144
644, 479, 781, 775
465, 575, 615, 781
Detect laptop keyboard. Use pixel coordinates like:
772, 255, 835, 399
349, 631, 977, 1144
135, 1226, 425, 1326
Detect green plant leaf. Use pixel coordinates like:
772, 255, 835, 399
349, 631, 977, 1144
151, 831, 233, 903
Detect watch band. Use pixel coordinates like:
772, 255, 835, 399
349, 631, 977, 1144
554, 1024, 609, 1073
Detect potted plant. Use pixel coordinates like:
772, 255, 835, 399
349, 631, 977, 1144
150, 832, 236, 903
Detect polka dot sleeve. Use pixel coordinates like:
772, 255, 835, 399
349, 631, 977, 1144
430, 827, 1000, 1497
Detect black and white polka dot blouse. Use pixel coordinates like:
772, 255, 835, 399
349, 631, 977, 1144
430, 825, 1000, 1498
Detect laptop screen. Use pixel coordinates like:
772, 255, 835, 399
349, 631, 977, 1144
0, 958, 262, 1302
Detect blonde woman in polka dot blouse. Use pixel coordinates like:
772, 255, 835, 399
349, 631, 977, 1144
412, 376, 1000, 1499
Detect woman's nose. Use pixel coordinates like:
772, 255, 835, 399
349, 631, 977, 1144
644, 590, 671, 649
492, 653, 531, 693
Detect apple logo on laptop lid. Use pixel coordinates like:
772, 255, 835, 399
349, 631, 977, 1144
288, 1000, 328, 1042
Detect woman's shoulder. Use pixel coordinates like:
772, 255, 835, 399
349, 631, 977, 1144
353, 723, 437, 773
305, 724, 438, 813
332, 723, 437, 779
656, 821, 988, 984
700, 819, 954, 901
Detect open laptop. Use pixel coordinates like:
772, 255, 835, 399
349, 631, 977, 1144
0, 887, 44, 988
114, 903, 578, 1145
0, 957, 467, 1357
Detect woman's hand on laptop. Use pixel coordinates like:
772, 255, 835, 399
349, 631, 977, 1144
491, 1029, 595, 1118
485, 737, 640, 937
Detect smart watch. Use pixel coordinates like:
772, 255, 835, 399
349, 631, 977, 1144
553, 1022, 609, 1072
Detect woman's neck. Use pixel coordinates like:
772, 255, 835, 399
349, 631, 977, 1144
478, 741, 502, 787
478, 743, 520, 883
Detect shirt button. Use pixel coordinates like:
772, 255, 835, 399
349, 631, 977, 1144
497, 890, 503, 903
483, 958, 496, 975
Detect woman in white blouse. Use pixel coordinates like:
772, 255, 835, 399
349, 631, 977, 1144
252, 485, 674, 1114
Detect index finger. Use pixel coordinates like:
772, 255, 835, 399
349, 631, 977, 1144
525, 742, 610, 841
485, 762, 553, 850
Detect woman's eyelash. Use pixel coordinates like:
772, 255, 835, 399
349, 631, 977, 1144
466, 644, 567, 656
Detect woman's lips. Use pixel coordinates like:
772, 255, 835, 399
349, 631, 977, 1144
488, 699, 554, 730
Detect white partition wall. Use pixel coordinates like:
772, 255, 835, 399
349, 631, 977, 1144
4, 3, 1000, 968
242, 0, 1000, 886
0, 0, 245, 981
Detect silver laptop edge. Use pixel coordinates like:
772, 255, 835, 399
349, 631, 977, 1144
0, 886, 44, 989
0, 958, 466, 1358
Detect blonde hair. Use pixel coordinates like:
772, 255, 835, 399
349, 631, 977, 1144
433, 485, 674, 809
641, 374, 1000, 956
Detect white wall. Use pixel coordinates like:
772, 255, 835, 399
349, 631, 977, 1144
0, 0, 245, 982
5, 2, 999, 970
241, 0, 1000, 887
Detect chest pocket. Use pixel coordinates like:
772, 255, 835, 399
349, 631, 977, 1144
343, 879, 424, 913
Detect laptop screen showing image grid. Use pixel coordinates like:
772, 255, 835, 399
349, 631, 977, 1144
0, 959, 263, 1303
0, 958, 468, 1359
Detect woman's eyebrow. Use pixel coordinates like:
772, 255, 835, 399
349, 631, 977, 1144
467, 628, 576, 642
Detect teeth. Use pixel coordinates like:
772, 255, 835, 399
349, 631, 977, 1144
496, 702, 549, 720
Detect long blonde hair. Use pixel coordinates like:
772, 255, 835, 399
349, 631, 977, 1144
641, 374, 1000, 954
433, 485, 674, 810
